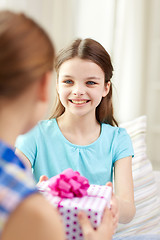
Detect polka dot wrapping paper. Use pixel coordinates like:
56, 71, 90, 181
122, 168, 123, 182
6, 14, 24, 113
39, 184, 112, 240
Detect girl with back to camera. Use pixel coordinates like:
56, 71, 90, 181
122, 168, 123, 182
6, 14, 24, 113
0, 11, 114, 240
16, 38, 136, 230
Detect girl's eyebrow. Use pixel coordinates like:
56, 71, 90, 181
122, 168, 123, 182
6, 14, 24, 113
61, 75, 74, 78
85, 76, 101, 80
61, 75, 101, 80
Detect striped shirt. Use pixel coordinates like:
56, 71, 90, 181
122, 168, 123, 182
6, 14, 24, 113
0, 140, 37, 236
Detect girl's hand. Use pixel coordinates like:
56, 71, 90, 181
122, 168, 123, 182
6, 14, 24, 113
78, 207, 114, 240
37, 175, 48, 185
106, 182, 119, 232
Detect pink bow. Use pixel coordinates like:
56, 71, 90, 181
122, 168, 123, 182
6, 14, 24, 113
48, 168, 90, 198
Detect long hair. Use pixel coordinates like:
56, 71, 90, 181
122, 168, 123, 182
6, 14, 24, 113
0, 10, 54, 98
50, 38, 118, 126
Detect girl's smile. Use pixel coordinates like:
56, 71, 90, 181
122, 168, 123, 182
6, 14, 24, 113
69, 99, 91, 105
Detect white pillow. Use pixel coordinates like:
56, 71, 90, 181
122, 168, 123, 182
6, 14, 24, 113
114, 116, 160, 238
154, 171, 160, 198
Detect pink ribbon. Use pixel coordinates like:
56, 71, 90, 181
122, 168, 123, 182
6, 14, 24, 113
48, 168, 90, 198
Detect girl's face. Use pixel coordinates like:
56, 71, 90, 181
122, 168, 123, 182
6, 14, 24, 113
57, 57, 110, 118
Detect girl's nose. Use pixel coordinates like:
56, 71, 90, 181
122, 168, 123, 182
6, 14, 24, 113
72, 84, 85, 96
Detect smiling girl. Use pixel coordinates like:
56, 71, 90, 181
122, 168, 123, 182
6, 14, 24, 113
16, 38, 135, 229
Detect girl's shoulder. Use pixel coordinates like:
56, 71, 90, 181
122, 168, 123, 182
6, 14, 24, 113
16, 118, 58, 142
37, 118, 57, 131
101, 123, 134, 158
101, 123, 131, 144
101, 123, 127, 135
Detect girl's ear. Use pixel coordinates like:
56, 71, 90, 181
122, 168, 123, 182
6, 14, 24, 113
102, 81, 111, 97
37, 72, 52, 102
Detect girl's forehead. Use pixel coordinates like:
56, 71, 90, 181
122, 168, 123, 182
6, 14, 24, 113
60, 57, 96, 67
58, 57, 104, 77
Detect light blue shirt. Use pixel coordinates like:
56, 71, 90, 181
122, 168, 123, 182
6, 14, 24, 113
15, 118, 134, 185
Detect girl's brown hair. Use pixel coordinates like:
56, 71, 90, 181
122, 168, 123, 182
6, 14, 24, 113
50, 38, 118, 126
0, 10, 55, 98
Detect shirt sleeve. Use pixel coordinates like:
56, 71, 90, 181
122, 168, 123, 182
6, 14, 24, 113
0, 151, 38, 234
15, 125, 38, 167
112, 127, 134, 163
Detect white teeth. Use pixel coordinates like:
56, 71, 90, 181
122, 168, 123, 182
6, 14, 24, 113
71, 100, 87, 104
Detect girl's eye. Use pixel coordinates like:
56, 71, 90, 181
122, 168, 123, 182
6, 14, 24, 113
64, 80, 73, 84
86, 81, 97, 85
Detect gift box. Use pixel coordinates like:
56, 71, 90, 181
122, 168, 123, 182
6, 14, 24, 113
38, 169, 112, 240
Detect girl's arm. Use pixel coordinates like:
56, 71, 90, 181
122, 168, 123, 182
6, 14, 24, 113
15, 148, 48, 184
1, 193, 65, 240
15, 148, 32, 168
114, 156, 136, 223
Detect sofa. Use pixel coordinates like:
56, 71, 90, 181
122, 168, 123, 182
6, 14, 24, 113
114, 116, 160, 238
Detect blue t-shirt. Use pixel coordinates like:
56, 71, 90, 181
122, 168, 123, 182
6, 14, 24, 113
0, 140, 37, 236
16, 119, 134, 185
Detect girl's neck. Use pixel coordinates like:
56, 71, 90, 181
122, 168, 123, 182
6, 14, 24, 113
0, 109, 22, 147
0, 91, 36, 147
57, 112, 101, 145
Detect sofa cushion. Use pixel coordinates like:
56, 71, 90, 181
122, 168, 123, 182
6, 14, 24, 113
154, 171, 160, 198
114, 116, 160, 238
